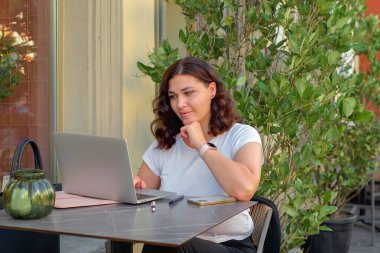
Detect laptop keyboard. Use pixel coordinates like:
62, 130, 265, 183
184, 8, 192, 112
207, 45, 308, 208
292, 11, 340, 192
136, 193, 156, 200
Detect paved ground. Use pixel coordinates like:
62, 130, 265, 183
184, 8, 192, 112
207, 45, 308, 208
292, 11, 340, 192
60, 237, 143, 253
350, 223, 380, 253
60, 236, 105, 253
349, 213, 380, 253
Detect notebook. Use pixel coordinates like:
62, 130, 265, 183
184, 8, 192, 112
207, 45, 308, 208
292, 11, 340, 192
53, 132, 175, 204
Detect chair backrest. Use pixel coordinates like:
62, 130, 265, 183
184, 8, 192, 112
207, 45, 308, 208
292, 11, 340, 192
251, 195, 281, 253
250, 203, 273, 253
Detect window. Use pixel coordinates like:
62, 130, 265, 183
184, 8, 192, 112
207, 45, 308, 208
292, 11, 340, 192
0, 0, 53, 190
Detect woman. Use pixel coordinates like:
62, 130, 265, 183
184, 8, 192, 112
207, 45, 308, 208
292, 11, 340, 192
134, 57, 263, 253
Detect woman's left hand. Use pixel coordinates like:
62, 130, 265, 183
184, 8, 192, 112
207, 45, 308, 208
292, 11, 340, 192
180, 121, 207, 150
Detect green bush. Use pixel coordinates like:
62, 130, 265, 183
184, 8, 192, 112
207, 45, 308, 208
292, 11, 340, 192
137, 0, 379, 251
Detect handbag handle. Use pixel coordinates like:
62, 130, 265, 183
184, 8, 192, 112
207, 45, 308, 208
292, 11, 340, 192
11, 139, 29, 174
10, 139, 44, 178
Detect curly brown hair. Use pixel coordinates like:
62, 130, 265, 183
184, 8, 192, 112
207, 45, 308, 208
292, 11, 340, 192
151, 57, 241, 149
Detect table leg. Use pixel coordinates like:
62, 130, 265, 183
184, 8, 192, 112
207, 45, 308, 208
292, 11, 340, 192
110, 240, 133, 253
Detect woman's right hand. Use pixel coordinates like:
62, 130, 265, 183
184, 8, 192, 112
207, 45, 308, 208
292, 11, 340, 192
180, 121, 207, 150
133, 176, 146, 189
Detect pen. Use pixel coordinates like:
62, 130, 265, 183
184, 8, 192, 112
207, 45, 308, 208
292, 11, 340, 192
169, 195, 184, 205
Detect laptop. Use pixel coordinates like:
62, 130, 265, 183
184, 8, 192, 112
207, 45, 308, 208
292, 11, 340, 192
53, 132, 175, 204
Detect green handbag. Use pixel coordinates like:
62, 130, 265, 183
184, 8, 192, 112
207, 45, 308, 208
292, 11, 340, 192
2, 139, 55, 219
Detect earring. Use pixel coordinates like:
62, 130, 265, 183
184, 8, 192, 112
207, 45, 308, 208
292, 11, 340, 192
211, 94, 215, 98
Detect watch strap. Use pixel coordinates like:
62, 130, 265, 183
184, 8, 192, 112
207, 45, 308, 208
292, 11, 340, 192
199, 143, 217, 158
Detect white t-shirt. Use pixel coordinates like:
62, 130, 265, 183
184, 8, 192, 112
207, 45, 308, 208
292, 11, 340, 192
143, 123, 263, 243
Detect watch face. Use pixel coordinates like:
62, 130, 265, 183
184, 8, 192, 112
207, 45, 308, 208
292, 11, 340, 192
207, 142, 217, 148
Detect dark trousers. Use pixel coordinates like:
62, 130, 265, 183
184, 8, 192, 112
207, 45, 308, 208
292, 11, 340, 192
142, 236, 256, 253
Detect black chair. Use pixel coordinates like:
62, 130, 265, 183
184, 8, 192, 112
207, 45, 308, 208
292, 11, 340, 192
250, 195, 281, 253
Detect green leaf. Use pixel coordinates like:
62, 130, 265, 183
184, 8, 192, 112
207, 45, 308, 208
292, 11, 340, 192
320, 225, 333, 232
233, 91, 243, 101
304, 55, 319, 66
335, 17, 350, 29
295, 79, 306, 98
327, 51, 340, 65
288, 36, 300, 54
342, 97, 356, 117
224, 0, 237, 11
200, 33, 209, 46
179, 29, 187, 43
325, 126, 339, 142
286, 207, 298, 217
326, 205, 338, 214
225, 16, 233, 27
313, 145, 322, 155
270, 126, 282, 134
351, 43, 366, 52
317, 0, 336, 13
257, 81, 269, 93
322, 190, 331, 204
163, 39, 171, 53
151, 73, 161, 83
247, 6, 256, 24
137, 62, 153, 74
355, 110, 374, 122
269, 79, 279, 96
263, 1, 272, 16
236, 76, 246, 87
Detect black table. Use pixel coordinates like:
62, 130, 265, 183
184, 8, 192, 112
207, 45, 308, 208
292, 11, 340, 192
0, 197, 255, 253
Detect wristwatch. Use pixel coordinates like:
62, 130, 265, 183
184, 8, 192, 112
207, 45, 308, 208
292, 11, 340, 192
199, 143, 217, 158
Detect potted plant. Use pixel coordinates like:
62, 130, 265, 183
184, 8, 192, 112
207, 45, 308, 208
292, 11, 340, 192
303, 120, 379, 253
137, 0, 379, 252
303, 3, 380, 250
